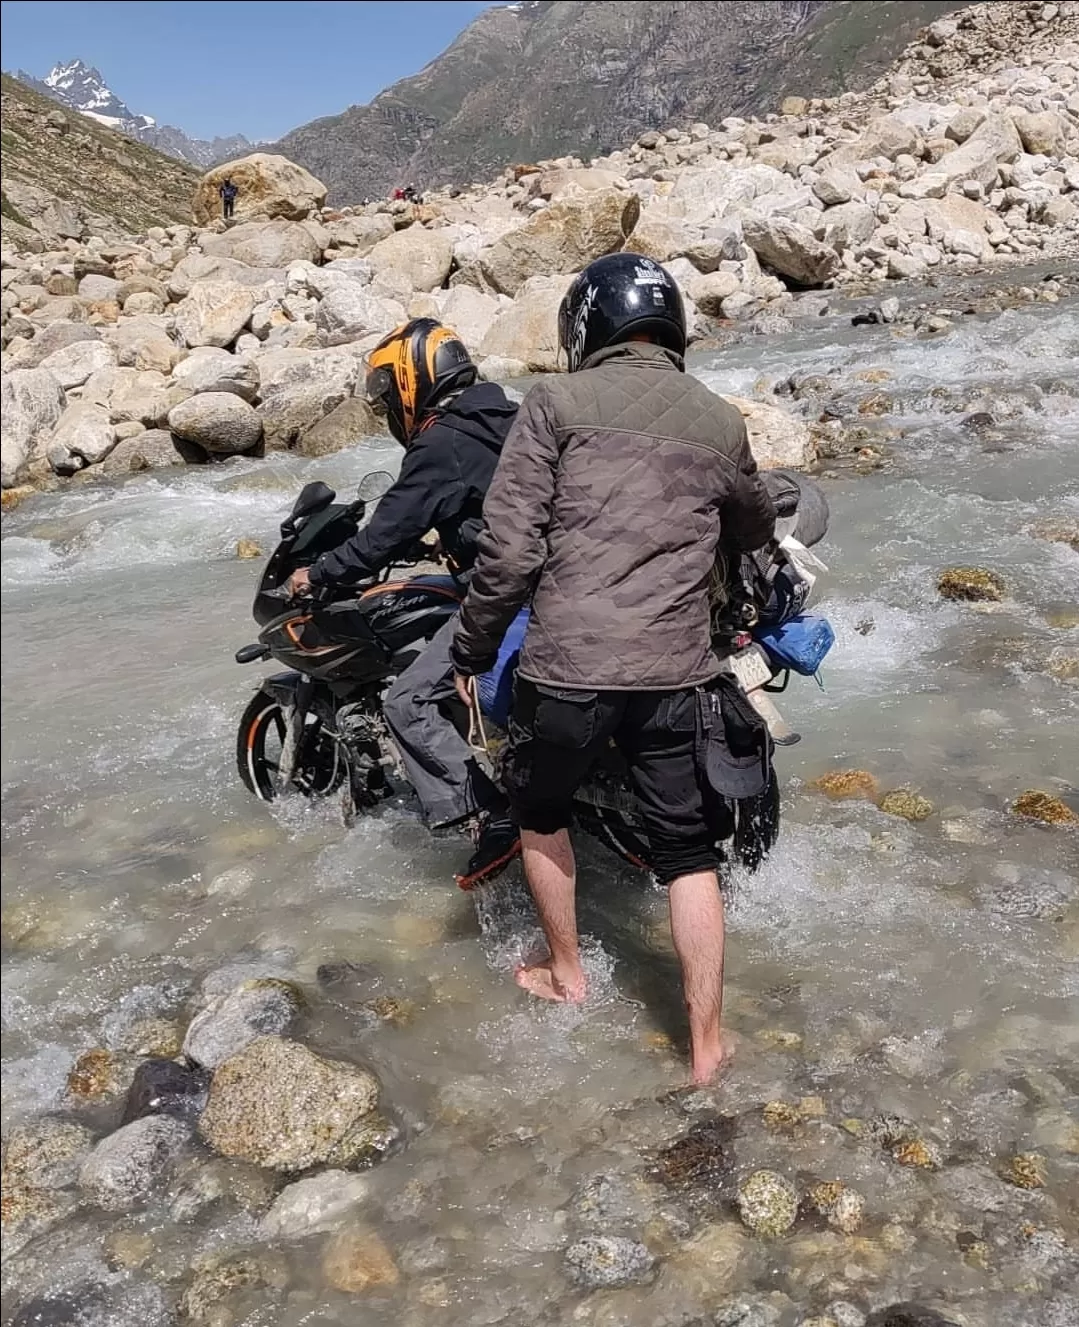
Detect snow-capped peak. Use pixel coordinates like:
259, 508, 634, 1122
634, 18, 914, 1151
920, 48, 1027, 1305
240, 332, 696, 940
13, 59, 254, 169
37, 59, 155, 131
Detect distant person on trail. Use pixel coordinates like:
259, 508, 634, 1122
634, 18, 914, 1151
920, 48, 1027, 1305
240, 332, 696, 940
449, 253, 777, 1085
219, 177, 238, 220
392, 186, 406, 202
283, 319, 523, 890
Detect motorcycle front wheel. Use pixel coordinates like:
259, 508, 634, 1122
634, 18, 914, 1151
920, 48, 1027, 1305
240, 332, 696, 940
236, 691, 347, 801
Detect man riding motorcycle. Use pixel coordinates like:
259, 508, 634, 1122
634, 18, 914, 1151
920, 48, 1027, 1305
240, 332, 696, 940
285, 318, 521, 886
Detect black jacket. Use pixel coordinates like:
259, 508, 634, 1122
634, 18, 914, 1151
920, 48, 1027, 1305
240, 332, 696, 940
308, 382, 518, 589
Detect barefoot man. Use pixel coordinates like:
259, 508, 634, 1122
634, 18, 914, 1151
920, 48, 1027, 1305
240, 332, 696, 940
450, 254, 775, 1084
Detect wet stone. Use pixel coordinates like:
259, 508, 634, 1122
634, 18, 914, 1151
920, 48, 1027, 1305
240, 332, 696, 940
713, 1303, 783, 1327
259, 1168, 370, 1239
564, 1234, 656, 1288
936, 566, 1006, 603
121, 1057, 210, 1125
806, 1181, 866, 1235
864, 1308, 960, 1327
762, 1101, 802, 1132
235, 537, 263, 559
64, 1047, 134, 1103
197, 1035, 383, 1172
182, 977, 304, 1069
889, 1138, 943, 1171
1, 1117, 95, 1192
737, 1170, 799, 1237
321, 1225, 400, 1293
78, 1114, 190, 1211
179, 1254, 276, 1321
114, 1017, 183, 1058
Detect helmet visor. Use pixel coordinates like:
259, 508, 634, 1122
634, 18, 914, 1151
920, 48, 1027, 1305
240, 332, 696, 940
364, 365, 393, 415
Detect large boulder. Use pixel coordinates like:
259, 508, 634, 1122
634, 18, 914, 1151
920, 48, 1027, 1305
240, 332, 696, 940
294, 397, 384, 458
167, 392, 263, 456
197, 1036, 382, 1172
723, 395, 815, 470
193, 154, 328, 225
1, 368, 67, 487
255, 348, 362, 447
821, 200, 877, 248
478, 274, 571, 372
324, 213, 395, 254
480, 190, 640, 297
315, 285, 404, 347
16, 321, 100, 368
937, 114, 1023, 189
365, 228, 454, 294
100, 428, 187, 475
38, 339, 117, 390
81, 366, 183, 428
528, 168, 628, 202
171, 348, 259, 401
201, 220, 323, 269
859, 115, 922, 161
46, 403, 117, 473
173, 280, 256, 349
742, 213, 839, 286
1012, 110, 1065, 157
167, 253, 283, 301
626, 211, 700, 264
434, 285, 502, 354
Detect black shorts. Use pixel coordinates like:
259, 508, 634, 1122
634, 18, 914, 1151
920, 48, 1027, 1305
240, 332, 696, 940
503, 679, 728, 885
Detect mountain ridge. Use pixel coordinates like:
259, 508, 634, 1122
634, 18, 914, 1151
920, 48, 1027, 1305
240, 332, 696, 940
11, 60, 253, 169
273, 0, 969, 205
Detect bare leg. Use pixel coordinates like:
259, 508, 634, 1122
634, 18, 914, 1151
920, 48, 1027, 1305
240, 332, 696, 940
668, 870, 727, 1083
515, 828, 588, 1003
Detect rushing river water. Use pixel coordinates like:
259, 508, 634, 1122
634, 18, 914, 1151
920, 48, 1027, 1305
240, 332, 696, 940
2, 286, 1078, 1327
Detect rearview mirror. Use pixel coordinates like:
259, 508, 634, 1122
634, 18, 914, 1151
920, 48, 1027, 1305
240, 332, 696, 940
358, 470, 394, 504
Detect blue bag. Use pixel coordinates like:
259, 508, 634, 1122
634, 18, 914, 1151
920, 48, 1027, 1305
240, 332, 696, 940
754, 613, 834, 676
476, 609, 530, 726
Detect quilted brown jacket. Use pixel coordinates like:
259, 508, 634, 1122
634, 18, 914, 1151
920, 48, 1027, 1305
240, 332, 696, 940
450, 342, 776, 690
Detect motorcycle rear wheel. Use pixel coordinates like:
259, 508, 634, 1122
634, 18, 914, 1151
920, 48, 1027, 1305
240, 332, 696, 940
236, 691, 347, 801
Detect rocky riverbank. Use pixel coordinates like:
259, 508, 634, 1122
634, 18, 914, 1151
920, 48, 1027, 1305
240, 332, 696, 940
2, 1, 1077, 494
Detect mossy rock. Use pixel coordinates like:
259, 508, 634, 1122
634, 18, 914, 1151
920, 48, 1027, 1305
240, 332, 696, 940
878, 789, 934, 821
810, 769, 879, 801
937, 567, 1005, 603
1012, 790, 1077, 826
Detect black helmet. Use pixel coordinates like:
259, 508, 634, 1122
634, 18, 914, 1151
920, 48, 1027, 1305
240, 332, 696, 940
558, 252, 686, 372
364, 318, 476, 444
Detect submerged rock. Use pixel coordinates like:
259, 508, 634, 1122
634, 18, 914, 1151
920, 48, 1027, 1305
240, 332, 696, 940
714, 1303, 783, 1327
121, 1057, 210, 1125
878, 789, 934, 822
762, 1101, 802, 1132
564, 1234, 656, 1288
1000, 1152, 1047, 1189
864, 1308, 960, 1327
321, 1225, 399, 1293
889, 1137, 943, 1171
235, 537, 263, 560
197, 1035, 382, 1172
936, 566, 1005, 602
2, 1117, 94, 1193
65, 1047, 133, 1103
650, 1114, 734, 1188
182, 977, 303, 1069
810, 769, 879, 801
737, 1170, 798, 1237
806, 1180, 866, 1234
1012, 790, 1077, 826
179, 1253, 278, 1321
259, 1169, 370, 1239
78, 1115, 190, 1210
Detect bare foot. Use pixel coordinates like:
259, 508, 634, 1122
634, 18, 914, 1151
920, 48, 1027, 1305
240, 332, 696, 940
515, 960, 587, 1003
689, 1029, 738, 1085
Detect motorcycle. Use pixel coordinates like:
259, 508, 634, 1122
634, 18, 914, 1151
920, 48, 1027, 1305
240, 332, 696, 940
233, 470, 833, 877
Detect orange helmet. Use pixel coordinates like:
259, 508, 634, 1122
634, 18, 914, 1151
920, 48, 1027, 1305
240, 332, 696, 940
364, 319, 476, 444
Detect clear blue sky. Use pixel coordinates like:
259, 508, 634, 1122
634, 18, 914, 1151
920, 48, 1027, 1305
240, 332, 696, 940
0, 1, 496, 141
